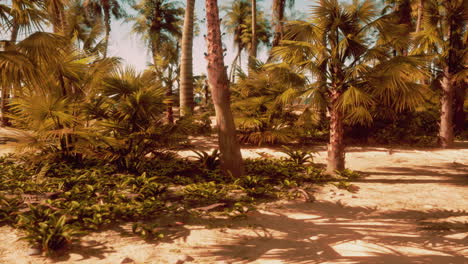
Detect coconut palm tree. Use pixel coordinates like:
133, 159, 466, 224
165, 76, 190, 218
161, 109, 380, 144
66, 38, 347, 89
271, 0, 295, 47
3, 0, 46, 42
205, 0, 244, 177
273, 0, 428, 173
179, 0, 195, 117
127, 0, 183, 123
412, 0, 467, 148
83, 0, 127, 58
222, 0, 270, 80
249, 0, 256, 70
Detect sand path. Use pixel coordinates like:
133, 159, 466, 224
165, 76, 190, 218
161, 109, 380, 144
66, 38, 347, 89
0, 131, 466, 264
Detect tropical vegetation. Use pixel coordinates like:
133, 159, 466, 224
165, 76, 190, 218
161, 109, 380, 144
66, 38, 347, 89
0, 0, 466, 256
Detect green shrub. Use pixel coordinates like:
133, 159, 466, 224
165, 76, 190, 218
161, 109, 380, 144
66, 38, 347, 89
235, 175, 274, 198
281, 146, 316, 165
17, 205, 80, 255
183, 182, 228, 203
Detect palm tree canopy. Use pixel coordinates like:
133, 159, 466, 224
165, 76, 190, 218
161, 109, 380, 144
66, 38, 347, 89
272, 0, 429, 124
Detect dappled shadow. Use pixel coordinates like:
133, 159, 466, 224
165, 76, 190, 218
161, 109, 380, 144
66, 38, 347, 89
192, 201, 467, 263
357, 163, 468, 186
49, 240, 116, 262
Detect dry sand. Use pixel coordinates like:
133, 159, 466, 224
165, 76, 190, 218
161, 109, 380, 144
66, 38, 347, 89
0, 131, 467, 264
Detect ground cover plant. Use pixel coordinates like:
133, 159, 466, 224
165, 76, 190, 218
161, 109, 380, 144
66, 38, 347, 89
0, 0, 465, 261
0, 150, 361, 255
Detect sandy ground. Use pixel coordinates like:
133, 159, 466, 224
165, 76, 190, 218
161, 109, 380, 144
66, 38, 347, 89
0, 131, 467, 264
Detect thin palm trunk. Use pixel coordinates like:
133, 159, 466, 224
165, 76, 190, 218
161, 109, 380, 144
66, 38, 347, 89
205, 0, 244, 177
271, 0, 285, 47
103, 0, 111, 58
248, 0, 257, 74
326, 90, 345, 174
230, 47, 242, 81
179, 0, 195, 116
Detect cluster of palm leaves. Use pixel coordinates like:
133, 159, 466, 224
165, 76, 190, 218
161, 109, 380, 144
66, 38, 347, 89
0, 31, 188, 171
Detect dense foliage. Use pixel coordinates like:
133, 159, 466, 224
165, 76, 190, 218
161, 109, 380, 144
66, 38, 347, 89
0, 150, 361, 254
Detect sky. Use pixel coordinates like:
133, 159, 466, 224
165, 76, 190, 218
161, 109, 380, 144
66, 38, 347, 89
107, 0, 312, 75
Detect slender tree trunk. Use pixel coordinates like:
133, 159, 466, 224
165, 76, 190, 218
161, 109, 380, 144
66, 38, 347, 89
415, 0, 424, 33
439, 66, 454, 148
326, 90, 345, 174
103, 0, 111, 58
205, 0, 244, 177
179, 0, 195, 116
248, 0, 257, 74
271, 0, 285, 48
230, 48, 242, 81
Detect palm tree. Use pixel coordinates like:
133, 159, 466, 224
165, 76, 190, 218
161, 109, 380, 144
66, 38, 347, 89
249, 0, 256, 71
0, 0, 45, 127
412, 0, 467, 148
271, 0, 294, 47
5, 0, 46, 42
273, 0, 427, 173
128, 0, 183, 123
44, 0, 69, 34
222, 0, 270, 80
83, 0, 127, 58
205, 0, 244, 177
179, 0, 195, 117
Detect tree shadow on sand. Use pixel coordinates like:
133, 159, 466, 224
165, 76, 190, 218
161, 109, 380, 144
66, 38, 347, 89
191, 201, 467, 263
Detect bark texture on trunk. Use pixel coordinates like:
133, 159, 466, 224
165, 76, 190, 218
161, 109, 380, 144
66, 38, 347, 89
326, 90, 345, 174
205, 0, 244, 177
248, 0, 257, 73
272, 0, 285, 47
439, 66, 454, 148
179, 0, 195, 116
103, 0, 111, 58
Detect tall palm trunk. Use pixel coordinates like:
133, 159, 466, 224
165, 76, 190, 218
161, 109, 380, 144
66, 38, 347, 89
179, 0, 195, 116
326, 90, 345, 174
439, 66, 454, 148
248, 0, 257, 74
272, 0, 285, 47
103, 0, 111, 58
205, 0, 244, 177
439, 9, 456, 148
